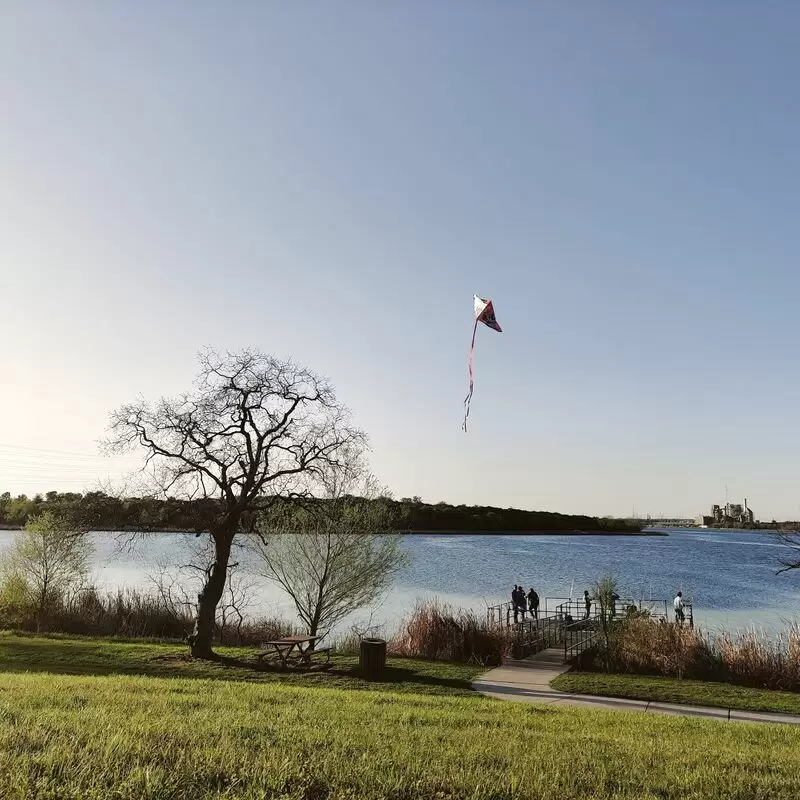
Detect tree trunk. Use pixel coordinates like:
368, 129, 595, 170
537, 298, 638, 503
36, 597, 44, 634
189, 530, 233, 660
36, 578, 49, 634
308, 607, 321, 639
309, 590, 324, 638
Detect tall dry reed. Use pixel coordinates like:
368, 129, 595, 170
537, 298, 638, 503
0, 582, 294, 645
712, 623, 800, 690
390, 600, 511, 665
596, 617, 800, 690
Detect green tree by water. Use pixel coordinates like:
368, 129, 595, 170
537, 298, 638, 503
2, 511, 92, 630
255, 460, 409, 638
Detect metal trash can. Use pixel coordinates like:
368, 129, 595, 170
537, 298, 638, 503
359, 637, 387, 681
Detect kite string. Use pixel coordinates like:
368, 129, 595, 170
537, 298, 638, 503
462, 318, 479, 432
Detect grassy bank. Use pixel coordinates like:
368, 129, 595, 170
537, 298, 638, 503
2, 635, 800, 798
553, 670, 800, 715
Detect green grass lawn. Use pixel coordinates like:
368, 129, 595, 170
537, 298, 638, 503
2, 633, 800, 799
553, 670, 800, 715
0, 631, 480, 696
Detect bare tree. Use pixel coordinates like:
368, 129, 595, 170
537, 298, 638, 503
148, 544, 258, 645
2, 511, 92, 631
776, 529, 800, 573
217, 565, 258, 645
105, 347, 363, 659
148, 563, 196, 620
253, 455, 409, 640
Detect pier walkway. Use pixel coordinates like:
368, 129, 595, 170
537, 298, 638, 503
473, 647, 800, 725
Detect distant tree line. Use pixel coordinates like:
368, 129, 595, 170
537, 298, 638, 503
392, 497, 641, 533
0, 490, 641, 534
0, 491, 222, 532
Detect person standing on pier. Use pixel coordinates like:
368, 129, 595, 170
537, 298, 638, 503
511, 585, 521, 623
674, 591, 685, 624
527, 587, 539, 620
611, 592, 620, 618
516, 585, 527, 621
583, 590, 592, 619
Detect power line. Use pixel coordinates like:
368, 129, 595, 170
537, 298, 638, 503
0, 443, 141, 461
0, 451, 132, 463
0, 466, 117, 476
0, 461, 137, 474
0, 479, 108, 486
0, 476, 121, 484
0, 458, 135, 471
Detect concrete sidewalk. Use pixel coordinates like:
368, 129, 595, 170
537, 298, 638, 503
472, 648, 800, 725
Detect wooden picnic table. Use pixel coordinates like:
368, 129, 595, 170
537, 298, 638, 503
258, 635, 330, 669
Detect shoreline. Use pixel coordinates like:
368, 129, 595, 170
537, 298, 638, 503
0, 525, 665, 537
405, 529, 667, 537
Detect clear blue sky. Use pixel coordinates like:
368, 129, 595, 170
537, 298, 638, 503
2, 3, 800, 519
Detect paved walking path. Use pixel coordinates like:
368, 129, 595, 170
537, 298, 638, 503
472, 647, 800, 725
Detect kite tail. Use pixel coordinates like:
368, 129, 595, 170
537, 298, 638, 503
462, 319, 479, 432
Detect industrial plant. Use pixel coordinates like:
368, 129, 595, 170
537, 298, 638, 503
696, 498, 756, 528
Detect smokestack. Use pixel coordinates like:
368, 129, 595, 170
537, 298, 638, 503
744, 497, 748, 511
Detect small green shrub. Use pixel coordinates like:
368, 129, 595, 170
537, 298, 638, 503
0, 573, 31, 621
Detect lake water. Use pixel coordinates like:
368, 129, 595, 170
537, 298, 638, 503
1, 528, 799, 636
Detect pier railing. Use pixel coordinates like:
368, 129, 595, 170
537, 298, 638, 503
563, 620, 599, 662
488, 597, 686, 628
511, 614, 564, 659
679, 601, 694, 628
486, 598, 573, 628
616, 598, 693, 627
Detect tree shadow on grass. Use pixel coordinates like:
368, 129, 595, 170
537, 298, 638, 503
0, 634, 479, 697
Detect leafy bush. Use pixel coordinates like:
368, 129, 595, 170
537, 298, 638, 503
0, 573, 31, 618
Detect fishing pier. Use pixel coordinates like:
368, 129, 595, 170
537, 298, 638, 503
486, 596, 694, 663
